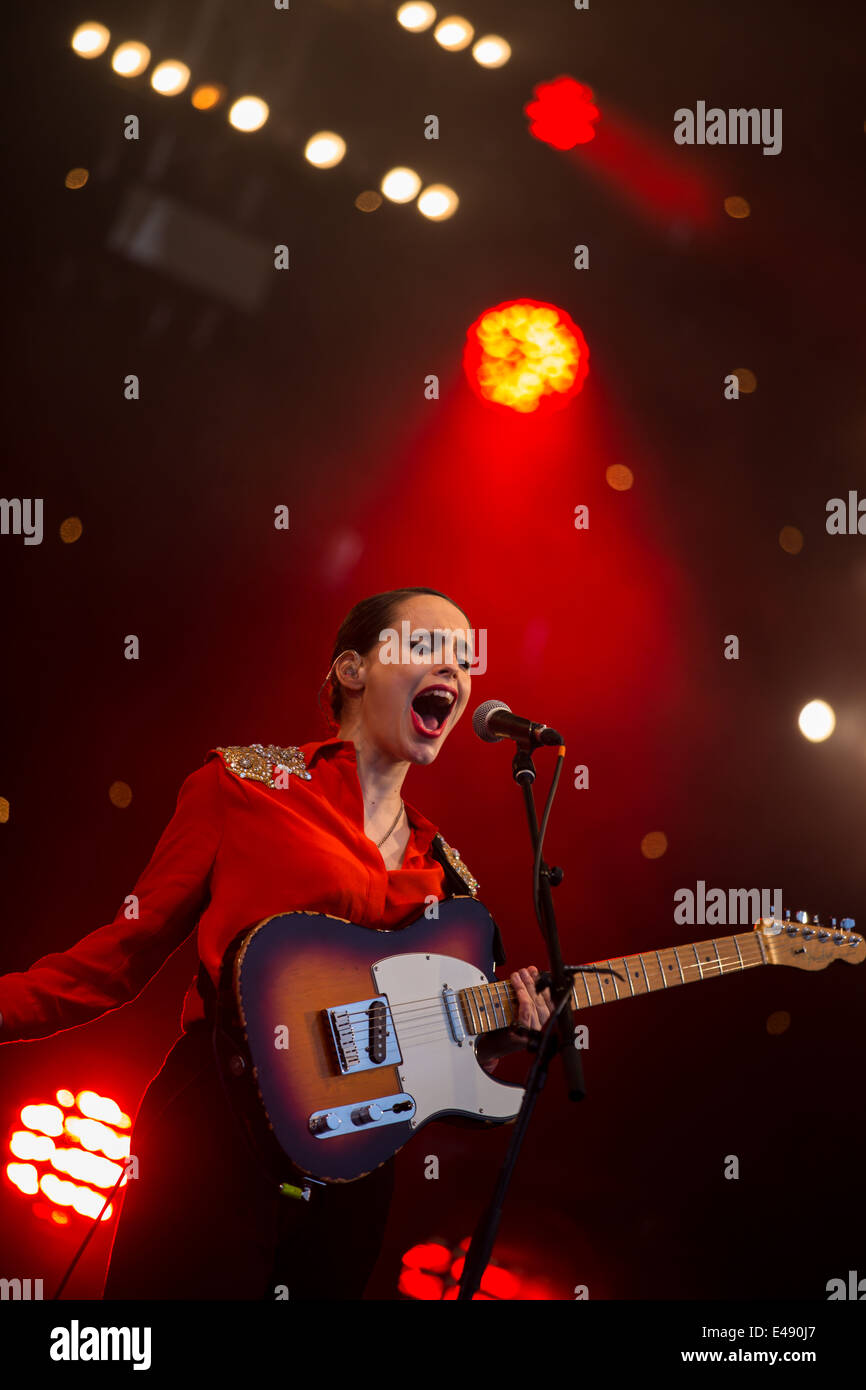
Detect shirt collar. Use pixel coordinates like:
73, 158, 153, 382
301, 737, 440, 851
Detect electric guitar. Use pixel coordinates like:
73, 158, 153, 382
212, 898, 862, 1183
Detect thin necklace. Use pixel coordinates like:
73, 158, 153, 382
375, 800, 405, 848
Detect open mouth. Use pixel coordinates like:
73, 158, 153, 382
410, 687, 456, 738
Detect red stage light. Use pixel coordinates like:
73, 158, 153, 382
4, 1086, 132, 1225
525, 75, 600, 149
464, 299, 589, 414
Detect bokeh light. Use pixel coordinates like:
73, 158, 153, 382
417, 183, 458, 220
229, 96, 269, 132
71, 23, 110, 58
434, 17, 474, 50
472, 36, 511, 68
111, 42, 150, 78
397, 2, 437, 31
463, 299, 589, 414
381, 167, 422, 203
151, 60, 190, 96
304, 131, 346, 167
798, 700, 836, 742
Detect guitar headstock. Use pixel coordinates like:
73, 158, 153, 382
757, 912, 863, 971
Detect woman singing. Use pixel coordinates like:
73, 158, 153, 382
0, 587, 552, 1299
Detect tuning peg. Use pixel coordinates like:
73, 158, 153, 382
784, 909, 791, 922
795, 910, 808, 924
841, 917, 856, 930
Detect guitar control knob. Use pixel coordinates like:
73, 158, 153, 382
351, 1104, 384, 1127
309, 1112, 342, 1135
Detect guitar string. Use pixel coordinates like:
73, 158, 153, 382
325, 953, 767, 1036
333, 958, 769, 1050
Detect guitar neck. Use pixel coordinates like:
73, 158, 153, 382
460, 929, 769, 1036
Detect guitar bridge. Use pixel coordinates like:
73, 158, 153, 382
326, 995, 402, 1074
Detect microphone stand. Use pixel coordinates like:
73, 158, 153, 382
457, 735, 586, 1301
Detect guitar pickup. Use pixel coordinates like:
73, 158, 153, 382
326, 995, 403, 1075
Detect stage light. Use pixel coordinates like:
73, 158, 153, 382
526, 76, 600, 149
798, 700, 836, 742
111, 42, 151, 78
381, 166, 421, 202
434, 16, 474, 50
304, 131, 346, 167
65, 168, 89, 189
191, 82, 225, 110
229, 96, 270, 132
417, 183, 458, 219
151, 60, 190, 96
355, 190, 382, 212
397, 2, 437, 31
472, 36, 511, 68
464, 299, 589, 413
6, 1086, 131, 1224
71, 23, 110, 58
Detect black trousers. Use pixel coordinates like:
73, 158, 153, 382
102, 1020, 395, 1300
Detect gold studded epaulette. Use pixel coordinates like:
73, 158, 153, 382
433, 834, 479, 897
213, 744, 311, 787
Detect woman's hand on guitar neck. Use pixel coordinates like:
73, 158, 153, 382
477, 966, 554, 1073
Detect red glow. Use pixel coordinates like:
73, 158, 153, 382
464, 300, 589, 415
398, 1267, 445, 1300
525, 76, 600, 149
5, 1085, 130, 1224
401, 1241, 452, 1273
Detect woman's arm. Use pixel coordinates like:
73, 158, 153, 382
0, 758, 223, 1045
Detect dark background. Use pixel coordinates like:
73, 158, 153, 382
1, 0, 864, 1300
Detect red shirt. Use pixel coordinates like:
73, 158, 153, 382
0, 738, 480, 1045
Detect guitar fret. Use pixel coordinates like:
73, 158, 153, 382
606, 960, 621, 1000
712, 939, 723, 974
463, 987, 480, 1035
673, 947, 686, 983
733, 934, 744, 969
479, 986, 492, 1032
692, 943, 704, 980
638, 953, 650, 992
656, 950, 667, 988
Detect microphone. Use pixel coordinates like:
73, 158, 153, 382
472, 699, 563, 748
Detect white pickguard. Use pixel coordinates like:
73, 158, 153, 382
370, 952, 525, 1124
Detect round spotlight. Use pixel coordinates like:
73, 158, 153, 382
304, 131, 346, 168
191, 83, 225, 110
397, 2, 437, 31
798, 700, 836, 742
151, 60, 190, 96
381, 167, 422, 203
434, 16, 474, 50
111, 42, 151, 78
417, 183, 458, 220
472, 35, 511, 68
228, 96, 270, 132
71, 23, 110, 58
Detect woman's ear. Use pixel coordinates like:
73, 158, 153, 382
334, 649, 364, 694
